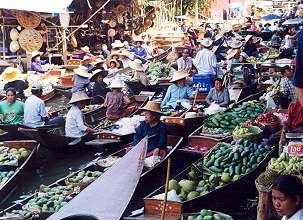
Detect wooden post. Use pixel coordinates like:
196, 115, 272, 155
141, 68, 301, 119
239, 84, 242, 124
26, 52, 31, 71
160, 158, 171, 220
62, 28, 67, 63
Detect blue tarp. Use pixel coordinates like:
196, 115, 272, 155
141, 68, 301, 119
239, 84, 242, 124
261, 14, 282, 21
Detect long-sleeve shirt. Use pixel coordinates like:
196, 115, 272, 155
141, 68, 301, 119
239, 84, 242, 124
31, 60, 47, 73
129, 47, 147, 59
133, 121, 167, 152
65, 105, 88, 138
293, 30, 303, 88
177, 57, 193, 71
193, 48, 217, 76
72, 75, 90, 93
161, 84, 192, 108
206, 87, 230, 107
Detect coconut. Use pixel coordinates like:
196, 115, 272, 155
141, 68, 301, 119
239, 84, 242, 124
187, 191, 200, 200
179, 179, 196, 193
168, 179, 181, 194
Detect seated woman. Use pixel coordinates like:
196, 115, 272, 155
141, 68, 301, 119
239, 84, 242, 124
133, 101, 167, 157
31, 51, 48, 74
2, 67, 28, 100
103, 79, 130, 120
129, 59, 149, 86
71, 66, 90, 93
206, 78, 230, 107
65, 91, 96, 138
0, 88, 24, 124
107, 59, 119, 77
90, 68, 110, 104
161, 71, 192, 109
271, 175, 303, 220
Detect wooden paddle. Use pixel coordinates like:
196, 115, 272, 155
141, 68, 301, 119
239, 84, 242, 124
160, 158, 171, 220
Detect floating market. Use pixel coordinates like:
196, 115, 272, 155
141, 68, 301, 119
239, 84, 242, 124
0, 0, 302, 220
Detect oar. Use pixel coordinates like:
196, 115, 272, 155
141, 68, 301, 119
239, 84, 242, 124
160, 158, 171, 220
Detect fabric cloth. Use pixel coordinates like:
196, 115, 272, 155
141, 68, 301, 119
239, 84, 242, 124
71, 74, 90, 93
0, 100, 24, 124
104, 91, 124, 119
91, 81, 110, 104
177, 57, 193, 72
280, 77, 297, 102
65, 105, 88, 138
24, 95, 47, 127
129, 47, 147, 59
31, 60, 47, 73
133, 71, 149, 86
45, 115, 64, 126
133, 121, 167, 153
120, 58, 130, 68
4, 80, 29, 100
288, 101, 303, 130
193, 48, 217, 76
161, 84, 192, 108
206, 87, 230, 107
286, 208, 303, 220
293, 30, 303, 88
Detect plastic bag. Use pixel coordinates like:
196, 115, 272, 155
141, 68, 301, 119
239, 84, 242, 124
144, 155, 161, 168
204, 102, 226, 115
264, 91, 277, 109
152, 189, 182, 202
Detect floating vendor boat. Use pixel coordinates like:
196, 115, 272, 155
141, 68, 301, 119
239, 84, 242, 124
148, 47, 172, 62
0, 140, 39, 203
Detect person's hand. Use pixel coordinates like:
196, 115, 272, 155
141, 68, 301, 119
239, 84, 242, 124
47, 113, 53, 119
86, 127, 96, 134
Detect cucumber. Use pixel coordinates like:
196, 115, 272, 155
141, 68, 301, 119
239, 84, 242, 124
250, 156, 256, 164
205, 157, 215, 167
235, 165, 241, 175
241, 165, 247, 173
214, 158, 223, 167
242, 157, 248, 165
240, 150, 249, 157
203, 216, 213, 220
209, 166, 223, 173
257, 156, 263, 163
229, 166, 234, 176
233, 152, 239, 161
211, 118, 219, 127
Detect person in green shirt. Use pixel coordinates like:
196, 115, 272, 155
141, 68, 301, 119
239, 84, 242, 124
0, 88, 24, 124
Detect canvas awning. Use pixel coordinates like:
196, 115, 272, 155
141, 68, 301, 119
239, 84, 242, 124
0, 0, 74, 13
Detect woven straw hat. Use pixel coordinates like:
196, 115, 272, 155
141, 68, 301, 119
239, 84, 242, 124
133, 36, 144, 43
229, 39, 243, 49
170, 70, 189, 82
201, 38, 213, 48
107, 59, 120, 68
111, 40, 124, 48
31, 50, 42, 59
226, 49, 238, 60
140, 101, 162, 114
129, 59, 145, 71
1, 67, 22, 82
109, 79, 124, 88
74, 66, 90, 78
90, 69, 108, 82
81, 46, 90, 53
245, 35, 253, 44
68, 91, 91, 104
94, 57, 106, 65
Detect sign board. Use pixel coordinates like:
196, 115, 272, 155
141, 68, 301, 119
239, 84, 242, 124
283, 141, 303, 157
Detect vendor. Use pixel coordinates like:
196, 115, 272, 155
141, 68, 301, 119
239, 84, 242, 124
243, 35, 258, 57
133, 101, 167, 157
239, 52, 255, 76
72, 66, 91, 93
279, 65, 297, 108
103, 79, 130, 120
151, 44, 165, 57
2, 67, 28, 100
0, 88, 24, 124
31, 51, 48, 74
80, 46, 94, 60
90, 69, 110, 104
118, 51, 131, 68
177, 49, 193, 73
107, 59, 120, 77
24, 84, 64, 127
93, 57, 107, 70
81, 55, 94, 73
65, 91, 96, 138
129, 59, 149, 86
161, 71, 192, 109
206, 78, 230, 107
129, 37, 147, 61
271, 175, 303, 220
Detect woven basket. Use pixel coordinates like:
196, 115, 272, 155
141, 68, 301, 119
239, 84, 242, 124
233, 126, 263, 142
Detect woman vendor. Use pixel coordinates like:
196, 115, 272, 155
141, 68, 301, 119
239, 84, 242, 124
271, 175, 303, 220
0, 88, 24, 124
72, 66, 91, 93
31, 51, 48, 74
161, 71, 192, 109
129, 59, 149, 86
278, 65, 297, 108
90, 69, 110, 104
107, 59, 120, 77
206, 78, 230, 107
65, 91, 96, 138
133, 101, 167, 157
2, 67, 28, 100
129, 37, 147, 61
103, 79, 130, 120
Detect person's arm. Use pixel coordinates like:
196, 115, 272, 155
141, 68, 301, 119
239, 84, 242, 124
161, 85, 172, 107
38, 101, 48, 122
133, 122, 143, 146
186, 86, 193, 98
279, 79, 288, 96
205, 89, 213, 104
293, 30, 303, 106
41, 59, 48, 65
156, 123, 167, 149
192, 52, 200, 69
210, 54, 217, 74
103, 94, 109, 107
75, 112, 90, 133
177, 58, 182, 70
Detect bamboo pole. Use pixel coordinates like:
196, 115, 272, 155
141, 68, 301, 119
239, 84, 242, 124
160, 158, 171, 220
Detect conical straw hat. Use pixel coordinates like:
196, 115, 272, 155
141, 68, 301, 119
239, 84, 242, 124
1, 67, 22, 82
68, 91, 91, 104
140, 101, 162, 114
170, 70, 189, 82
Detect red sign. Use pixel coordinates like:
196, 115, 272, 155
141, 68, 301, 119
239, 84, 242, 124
287, 142, 303, 156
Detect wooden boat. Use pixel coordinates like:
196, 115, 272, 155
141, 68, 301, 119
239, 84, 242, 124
0, 140, 39, 203
41, 89, 56, 102
148, 47, 172, 62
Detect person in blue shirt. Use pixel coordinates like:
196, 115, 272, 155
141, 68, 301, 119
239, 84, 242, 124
31, 51, 48, 74
129, 37, 147, 61
293, 29, 303, 107
133, 101, 167, 158
161, 70, 192, 109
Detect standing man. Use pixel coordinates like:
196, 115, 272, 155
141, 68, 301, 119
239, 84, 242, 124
193, 38, 217, 79
177, 49, 193, 73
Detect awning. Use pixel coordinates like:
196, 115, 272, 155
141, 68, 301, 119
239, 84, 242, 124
0, 0, 74, 13
282, 18, 303, 26
261, 14, 281, 21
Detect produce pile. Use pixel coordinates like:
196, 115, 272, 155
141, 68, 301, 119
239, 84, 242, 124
66, 170, 102, 185
233, 125, 262, 140
185, 210, 233, 220
268, 152, 303, 174
247, 48, 279, 63
39, 185, 81, 196
2, 209, 36, 219
148, 61, 172, 84
168, 139, 272, 201
244, 112, 280, 127
202, 101, 265, 136
25, 194, 69, 213
0, 146, 30, 165
95, 119, 115, 129
0, 171, 14, 185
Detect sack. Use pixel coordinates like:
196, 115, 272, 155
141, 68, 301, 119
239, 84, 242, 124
204, 102, 226, 115
144, 155, 160, 168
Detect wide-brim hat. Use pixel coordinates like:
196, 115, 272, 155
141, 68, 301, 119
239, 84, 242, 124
93, 57, 106, 65
133, 36, 144, 43
74, 66, 90, 78
226, 49, 238, 60
245, 35, 253, 44
140, 101, 162, 114
31, 50, 42, 59
229, 39, 243, 49
232, 24, 242, 31
68, 91, 91, 104
170, 70, 189, 82
214, 34, 223, 41
201, 38, 213, 48
109, 79, 124, 88
107, 59, 120, 68
129, 59, 145, 71
81, 46, 90, 53
90, 69, 108, 82
111, 40, 124, 48
1, 67, 22, 82
108, 29, 116, 37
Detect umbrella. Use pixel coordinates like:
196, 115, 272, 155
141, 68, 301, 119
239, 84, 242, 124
282, 18, 303, 26
261, 14, 282, 21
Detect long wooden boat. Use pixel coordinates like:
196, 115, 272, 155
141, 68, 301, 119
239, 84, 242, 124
148, 47, 172, 62
0, 140, 39, 203
41, 89, 56, 102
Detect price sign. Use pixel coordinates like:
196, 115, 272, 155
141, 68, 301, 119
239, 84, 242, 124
286, 142, 303, 156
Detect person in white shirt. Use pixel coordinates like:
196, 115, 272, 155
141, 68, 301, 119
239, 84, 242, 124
65, 91, 96, 138
193, 38, 217, 78
177, 49, 193, 73
271, 175, 303, 220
